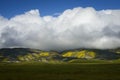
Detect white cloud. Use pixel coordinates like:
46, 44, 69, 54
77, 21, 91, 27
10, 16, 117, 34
0, 7, 120, 51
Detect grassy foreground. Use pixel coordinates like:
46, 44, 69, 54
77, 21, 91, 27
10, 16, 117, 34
0, 62, 120, 80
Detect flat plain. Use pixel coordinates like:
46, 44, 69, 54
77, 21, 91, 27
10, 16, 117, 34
0, 62, 120, 80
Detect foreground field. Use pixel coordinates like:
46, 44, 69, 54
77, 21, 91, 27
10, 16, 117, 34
0, 62, 120, 80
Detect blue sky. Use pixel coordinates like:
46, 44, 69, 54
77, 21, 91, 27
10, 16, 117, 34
0, 0, 120, 50
0, 0, 120, 18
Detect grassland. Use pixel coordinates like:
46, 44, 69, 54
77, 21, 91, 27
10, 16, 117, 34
0, 62, 120, 80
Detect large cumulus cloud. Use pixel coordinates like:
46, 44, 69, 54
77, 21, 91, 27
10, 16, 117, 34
0, 7, 120, 51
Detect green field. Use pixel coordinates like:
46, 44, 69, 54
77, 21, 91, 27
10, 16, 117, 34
0, 62, 120, 80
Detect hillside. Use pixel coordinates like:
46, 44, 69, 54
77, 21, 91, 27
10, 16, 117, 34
0, 48, 120, 62
0, 48, 61, 62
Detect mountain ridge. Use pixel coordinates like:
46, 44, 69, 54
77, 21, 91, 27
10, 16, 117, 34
0, 48, 120, 62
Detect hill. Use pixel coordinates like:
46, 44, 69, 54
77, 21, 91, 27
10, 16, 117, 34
0, 48, 120, 62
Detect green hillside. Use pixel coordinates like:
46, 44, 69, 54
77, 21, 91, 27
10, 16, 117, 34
0, 48, 61, 62
62, 49, 120, 60
0, 48, 120, 63
62, 50, 96, 59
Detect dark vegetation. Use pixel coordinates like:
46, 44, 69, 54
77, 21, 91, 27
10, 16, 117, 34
0, 62, 120, 80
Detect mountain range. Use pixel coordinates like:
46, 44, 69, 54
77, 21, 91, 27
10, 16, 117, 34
0, 48, 120, 63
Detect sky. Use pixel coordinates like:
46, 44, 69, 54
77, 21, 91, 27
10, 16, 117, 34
0, 0, 120, 51
0, 0, 120, 18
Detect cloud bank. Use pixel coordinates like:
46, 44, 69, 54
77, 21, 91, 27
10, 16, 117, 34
0, 7, 120, 51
